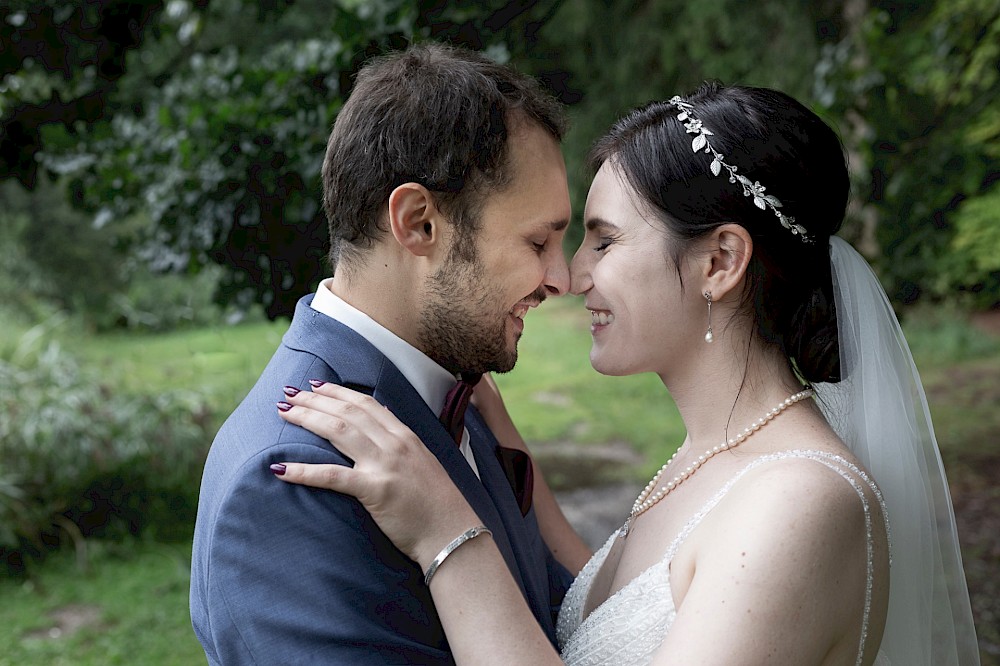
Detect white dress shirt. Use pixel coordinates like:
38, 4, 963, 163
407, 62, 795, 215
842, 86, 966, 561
310, 278, 480, 477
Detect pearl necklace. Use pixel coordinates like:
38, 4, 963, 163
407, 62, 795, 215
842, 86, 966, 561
619, 387, 814, 538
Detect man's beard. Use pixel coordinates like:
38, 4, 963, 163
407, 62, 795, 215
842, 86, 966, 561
418, 253, 519, 376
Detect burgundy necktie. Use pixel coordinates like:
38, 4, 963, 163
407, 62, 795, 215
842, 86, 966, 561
440, 373, 534, 517
439, 373, 482, 444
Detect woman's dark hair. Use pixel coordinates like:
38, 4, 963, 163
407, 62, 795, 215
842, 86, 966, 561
590, 82, 847, 384
322, 43, 566, 271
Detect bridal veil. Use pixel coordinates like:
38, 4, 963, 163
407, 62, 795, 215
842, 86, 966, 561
815, 237, 980, 665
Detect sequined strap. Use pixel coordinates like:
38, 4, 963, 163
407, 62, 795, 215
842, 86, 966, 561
660, 450, 890, 666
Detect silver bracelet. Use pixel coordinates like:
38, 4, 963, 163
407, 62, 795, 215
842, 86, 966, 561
423, 525, 492, 586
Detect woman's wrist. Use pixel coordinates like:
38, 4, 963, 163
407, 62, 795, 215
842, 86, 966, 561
423, 525, 493, 585
412, 507, 484, 571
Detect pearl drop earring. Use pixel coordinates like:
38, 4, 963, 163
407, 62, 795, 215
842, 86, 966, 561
704, 290, 714, 343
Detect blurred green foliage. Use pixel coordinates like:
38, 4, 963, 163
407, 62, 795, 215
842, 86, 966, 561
0, 180, 243, 332
0, 328, 213, 574
816, 0, 1000, 304
1, 0, 997, 316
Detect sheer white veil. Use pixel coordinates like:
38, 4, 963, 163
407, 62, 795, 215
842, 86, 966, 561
814, 237, 980, 665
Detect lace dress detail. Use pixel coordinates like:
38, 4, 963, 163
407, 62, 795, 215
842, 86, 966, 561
556, 450, 891, 666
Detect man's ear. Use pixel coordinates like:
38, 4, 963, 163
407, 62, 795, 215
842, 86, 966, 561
702, 223, 752, 301
387, 183, 443, 257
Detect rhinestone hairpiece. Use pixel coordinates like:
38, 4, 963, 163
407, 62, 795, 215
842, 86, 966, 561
667, 95, 811, 242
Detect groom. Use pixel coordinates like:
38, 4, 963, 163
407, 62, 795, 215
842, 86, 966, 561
190, 43, 575, 663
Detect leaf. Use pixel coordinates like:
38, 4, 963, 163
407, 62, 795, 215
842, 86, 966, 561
710, 159, 721, 176
753, 196, 766, 209
692, 134, 706, 152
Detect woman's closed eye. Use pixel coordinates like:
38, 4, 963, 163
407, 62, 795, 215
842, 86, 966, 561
594, 235, 620, 252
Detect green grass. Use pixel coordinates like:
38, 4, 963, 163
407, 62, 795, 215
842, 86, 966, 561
0, 541, 203, 666
71, 320, 287, 424
902, 303, 1000, 368
900, 303, 1000, 463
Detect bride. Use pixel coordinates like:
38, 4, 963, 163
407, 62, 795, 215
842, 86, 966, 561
271, 83, 979, 664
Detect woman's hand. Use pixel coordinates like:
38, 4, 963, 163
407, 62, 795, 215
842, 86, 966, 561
276, 381, 564, 665
273, 382, 481, 571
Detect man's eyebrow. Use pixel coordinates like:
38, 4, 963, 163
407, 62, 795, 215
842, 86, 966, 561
543, 218, 569, 232
584, 217, 620, 233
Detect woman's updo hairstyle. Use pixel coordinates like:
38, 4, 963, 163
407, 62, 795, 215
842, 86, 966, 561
590, 82, 848, 384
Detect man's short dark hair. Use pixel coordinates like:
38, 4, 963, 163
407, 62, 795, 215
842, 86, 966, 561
321, 42, 566, 272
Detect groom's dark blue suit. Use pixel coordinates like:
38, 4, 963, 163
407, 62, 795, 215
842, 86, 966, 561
191, 295, 573, 664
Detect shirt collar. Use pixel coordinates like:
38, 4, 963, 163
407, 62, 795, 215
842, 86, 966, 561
310, 278, 456, 414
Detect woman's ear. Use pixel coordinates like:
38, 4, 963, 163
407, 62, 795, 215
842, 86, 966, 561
702, 223, 752, 301
387, 183, 442, 257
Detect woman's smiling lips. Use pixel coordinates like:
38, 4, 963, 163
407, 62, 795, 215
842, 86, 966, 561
587, 307, 615, 331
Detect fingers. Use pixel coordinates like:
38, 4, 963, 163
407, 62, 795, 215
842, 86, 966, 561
271, 462, 363, 495
287, 382, 404, 432
277, 381, 421, 460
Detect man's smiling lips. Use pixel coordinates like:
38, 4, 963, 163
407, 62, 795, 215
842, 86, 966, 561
510, 303, 531, 320
508, 300, 539, 334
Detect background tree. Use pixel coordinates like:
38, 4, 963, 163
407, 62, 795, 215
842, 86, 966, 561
1, 0, 997, 318
818, 0, 1000, 305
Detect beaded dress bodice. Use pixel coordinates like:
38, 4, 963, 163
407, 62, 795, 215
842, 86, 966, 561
556, 450, 891, 666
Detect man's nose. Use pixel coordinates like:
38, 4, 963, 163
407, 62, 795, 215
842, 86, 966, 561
543, 249, 570, 296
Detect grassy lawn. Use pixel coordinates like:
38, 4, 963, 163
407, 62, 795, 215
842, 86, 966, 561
2, 297, 998, 663
0, 541, 202, 666
72, 319, 289, 430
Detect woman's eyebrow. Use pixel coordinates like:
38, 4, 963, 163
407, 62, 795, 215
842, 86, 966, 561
584, 217, 620, 233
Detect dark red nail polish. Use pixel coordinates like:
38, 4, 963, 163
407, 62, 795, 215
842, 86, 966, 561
276, 401, 293, 412
283, 385, 300, 397
308, 379, 325, 388
270, 463, 286, 476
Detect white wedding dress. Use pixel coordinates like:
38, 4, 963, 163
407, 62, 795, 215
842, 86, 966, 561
556, 450, 892, 666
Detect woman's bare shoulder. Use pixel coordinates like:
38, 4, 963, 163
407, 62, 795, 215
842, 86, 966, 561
705, 452, 872, 558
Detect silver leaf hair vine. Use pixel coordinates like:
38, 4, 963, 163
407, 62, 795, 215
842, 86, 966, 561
667, 96, 812, 242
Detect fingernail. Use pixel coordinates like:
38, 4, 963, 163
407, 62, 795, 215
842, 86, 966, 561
308, 379, 325, 388
282, 385, 300, 397
276, 401, 293, 412
270, 463, 286, 476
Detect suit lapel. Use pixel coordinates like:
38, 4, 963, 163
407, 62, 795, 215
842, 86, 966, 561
282, 296, 530, 596
371, 375, 529, 597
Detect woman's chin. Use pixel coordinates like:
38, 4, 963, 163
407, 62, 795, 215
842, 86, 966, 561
589, 350, 633, 377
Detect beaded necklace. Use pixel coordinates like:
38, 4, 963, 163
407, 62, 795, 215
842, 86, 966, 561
619, 387, 815, 538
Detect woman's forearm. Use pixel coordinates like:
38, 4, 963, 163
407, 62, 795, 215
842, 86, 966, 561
425, 531, 565, 665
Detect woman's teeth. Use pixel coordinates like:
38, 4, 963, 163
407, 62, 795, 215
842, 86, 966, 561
591, 311, 614, 326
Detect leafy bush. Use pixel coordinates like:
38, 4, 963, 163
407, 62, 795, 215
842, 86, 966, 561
0, 178, 250, 333
902, 303, 1000, 366
110, 262, 257, 332
0, 328, 214, 574
0, 180, 127, 324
